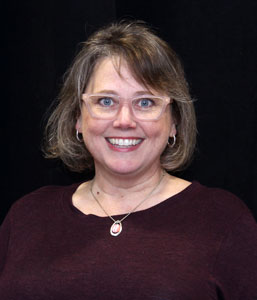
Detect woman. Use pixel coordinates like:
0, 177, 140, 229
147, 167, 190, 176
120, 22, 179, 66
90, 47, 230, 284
1, 21, 257, 299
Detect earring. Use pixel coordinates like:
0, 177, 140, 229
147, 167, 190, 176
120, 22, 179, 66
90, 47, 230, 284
167, 135, 176, 148
76, 130, 83, 142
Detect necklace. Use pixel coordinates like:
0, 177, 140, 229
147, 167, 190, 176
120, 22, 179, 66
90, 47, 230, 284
90, 171, 165, 237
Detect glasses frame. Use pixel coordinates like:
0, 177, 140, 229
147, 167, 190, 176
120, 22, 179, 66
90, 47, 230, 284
81, 93, 171, 121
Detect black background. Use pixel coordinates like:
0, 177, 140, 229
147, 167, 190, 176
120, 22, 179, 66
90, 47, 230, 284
3, 0, 257, 223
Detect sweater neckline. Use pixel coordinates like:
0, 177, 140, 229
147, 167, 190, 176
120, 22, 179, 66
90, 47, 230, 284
62, 180, 202, 221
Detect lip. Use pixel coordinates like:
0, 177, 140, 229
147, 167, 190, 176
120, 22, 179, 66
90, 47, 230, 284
106, 136, 143, 139
105, 137, 144, 152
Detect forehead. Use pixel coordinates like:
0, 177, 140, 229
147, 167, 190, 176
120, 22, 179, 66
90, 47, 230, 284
85, 57, 150, 94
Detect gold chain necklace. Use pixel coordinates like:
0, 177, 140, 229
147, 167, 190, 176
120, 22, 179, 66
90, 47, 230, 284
90, 171, 165, 236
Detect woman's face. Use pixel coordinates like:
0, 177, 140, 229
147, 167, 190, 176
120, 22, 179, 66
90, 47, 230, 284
76, 57, 176, 176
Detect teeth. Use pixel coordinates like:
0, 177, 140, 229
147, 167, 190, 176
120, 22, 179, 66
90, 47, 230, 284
107, 138, 142, 147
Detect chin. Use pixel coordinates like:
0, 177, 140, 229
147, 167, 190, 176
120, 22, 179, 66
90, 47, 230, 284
104, 161, 144, 176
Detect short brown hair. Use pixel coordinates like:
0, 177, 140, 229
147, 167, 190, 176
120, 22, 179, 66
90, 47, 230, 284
44, 20, 197, 172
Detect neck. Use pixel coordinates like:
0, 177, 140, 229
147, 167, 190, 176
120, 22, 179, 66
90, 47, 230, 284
91, 165, 165, 212
95, 163, 163, 191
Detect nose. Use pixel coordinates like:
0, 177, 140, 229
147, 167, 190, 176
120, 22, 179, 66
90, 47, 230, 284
112, 104, 137, 129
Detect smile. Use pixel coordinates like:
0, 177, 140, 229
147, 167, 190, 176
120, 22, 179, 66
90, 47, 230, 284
106, 138, 143, 148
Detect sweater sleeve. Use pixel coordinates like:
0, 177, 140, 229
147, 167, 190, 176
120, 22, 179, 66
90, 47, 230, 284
212, 211, 257, 299
0, 212, 11, 274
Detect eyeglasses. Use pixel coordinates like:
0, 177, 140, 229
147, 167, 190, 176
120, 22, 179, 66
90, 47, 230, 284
81, 93, 171, 121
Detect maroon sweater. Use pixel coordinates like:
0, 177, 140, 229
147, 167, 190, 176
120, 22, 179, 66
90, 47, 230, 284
0, 181, 257, 299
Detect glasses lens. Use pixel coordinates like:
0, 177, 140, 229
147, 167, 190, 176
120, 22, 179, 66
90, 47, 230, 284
132, 97, 165, 120
88, 95, 119, 119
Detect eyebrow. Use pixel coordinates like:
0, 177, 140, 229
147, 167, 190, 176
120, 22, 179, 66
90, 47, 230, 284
93, 90, 154, 96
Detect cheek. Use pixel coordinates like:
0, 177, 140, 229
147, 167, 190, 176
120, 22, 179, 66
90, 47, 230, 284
151, 113, 172, 138
81, 114, 110, 140
81, 119, 105, 156
84, 120, 102, 135
142, 121, 170, 143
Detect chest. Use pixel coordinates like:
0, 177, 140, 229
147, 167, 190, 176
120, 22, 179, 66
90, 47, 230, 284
1, 214, 220, 299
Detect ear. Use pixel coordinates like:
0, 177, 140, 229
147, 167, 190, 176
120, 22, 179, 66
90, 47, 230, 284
169, 123, 177, 138
75, 116, 82, 132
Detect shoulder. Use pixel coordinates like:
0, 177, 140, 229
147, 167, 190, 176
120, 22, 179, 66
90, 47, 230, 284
169, 176, 248, 216
188, 181, 255, 227
193, 181, 249, 211
9, 183, 81, 220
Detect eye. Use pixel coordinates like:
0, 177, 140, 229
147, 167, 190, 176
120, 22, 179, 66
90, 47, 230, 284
137, 98, 154, 108
98, 97, 114, 107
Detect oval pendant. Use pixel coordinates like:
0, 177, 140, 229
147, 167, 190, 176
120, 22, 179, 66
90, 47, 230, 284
110, 220, 122, 236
